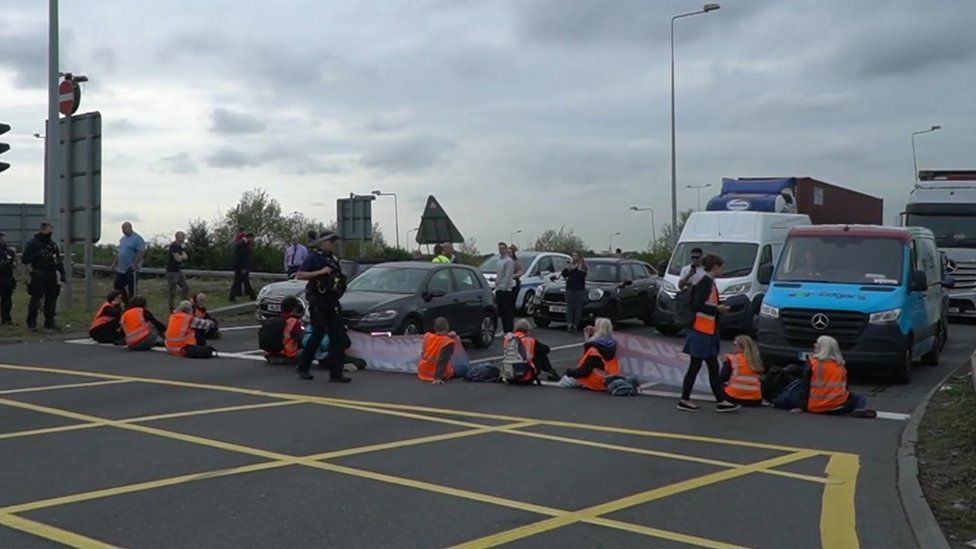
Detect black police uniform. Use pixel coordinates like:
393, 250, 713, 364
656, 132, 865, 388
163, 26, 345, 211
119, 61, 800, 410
21, 232, 65, 329
0, 242, 15, 324
296, 248, 349, 380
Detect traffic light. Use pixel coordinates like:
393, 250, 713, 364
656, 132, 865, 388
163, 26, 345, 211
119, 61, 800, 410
0, 123, 10, 174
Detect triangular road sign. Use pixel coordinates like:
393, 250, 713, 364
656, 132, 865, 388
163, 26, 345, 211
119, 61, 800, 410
416, 195, 464, 244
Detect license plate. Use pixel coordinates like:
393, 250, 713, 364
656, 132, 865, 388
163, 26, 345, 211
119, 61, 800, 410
949, 307, 960, 314
798, 352, 811, 361
549, 305, 567, 314
267, 304, 281, 312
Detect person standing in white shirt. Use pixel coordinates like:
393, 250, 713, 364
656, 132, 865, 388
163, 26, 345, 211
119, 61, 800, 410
284, 236, 309, 276
494, 242, 516, 333
678, 247, 705, 290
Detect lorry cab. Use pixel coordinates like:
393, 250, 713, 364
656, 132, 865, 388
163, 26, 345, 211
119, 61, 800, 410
757, 225, 952, 384
656, 211, 811, 335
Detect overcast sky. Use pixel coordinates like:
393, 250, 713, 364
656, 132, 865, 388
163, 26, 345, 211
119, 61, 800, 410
2, 0, 975, 251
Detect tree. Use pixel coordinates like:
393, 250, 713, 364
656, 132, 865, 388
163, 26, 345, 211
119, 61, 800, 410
216, 188, 289, 248
458, 237, 479, 256
532, 226, 587, 254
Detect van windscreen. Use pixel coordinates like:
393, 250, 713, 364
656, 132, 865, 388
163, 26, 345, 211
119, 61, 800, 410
775, 236, 904, 285
668, 242, 759, 279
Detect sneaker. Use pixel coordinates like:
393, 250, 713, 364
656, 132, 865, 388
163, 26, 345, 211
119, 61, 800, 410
329, 375, 352, 383
546, 372, 562, 382
297, 371, 314, 380
676, 401, 700, 412
716, 402, 741, 413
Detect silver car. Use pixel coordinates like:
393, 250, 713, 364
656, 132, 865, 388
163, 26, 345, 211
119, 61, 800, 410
254, 260, 369, 321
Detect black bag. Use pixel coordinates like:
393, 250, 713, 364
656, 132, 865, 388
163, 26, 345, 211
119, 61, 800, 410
258, 317, 286, 354
761, 364, 803, 402
674, 289, 694, 328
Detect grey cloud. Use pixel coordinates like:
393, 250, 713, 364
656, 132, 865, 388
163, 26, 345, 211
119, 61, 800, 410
210, 108, 268, 134
360, 138, 457, 174
848, 28, 976, 78
155, 152, 199, 174
107, 118, 140, 133
0, 28, 48, 88
204, 148, 262, 168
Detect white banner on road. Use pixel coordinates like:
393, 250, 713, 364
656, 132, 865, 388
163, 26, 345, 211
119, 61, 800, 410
614, 333, 711, 392
345, 331, 469, 374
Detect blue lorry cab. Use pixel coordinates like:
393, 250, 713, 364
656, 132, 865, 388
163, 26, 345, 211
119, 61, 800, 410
757, 225, 952, 384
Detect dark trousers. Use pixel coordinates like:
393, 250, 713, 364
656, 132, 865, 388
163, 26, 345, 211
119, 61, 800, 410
298, 301, 345, 377
27, 276, 59, 328
183, 345, 215, 359
0, 280, 13, 322
90, 322, 123, 344
681, 355, 728, 402
495, 289, 515, 333
114, 269, 135, 298
534, 341, 557, 375
230, 270, 255, 300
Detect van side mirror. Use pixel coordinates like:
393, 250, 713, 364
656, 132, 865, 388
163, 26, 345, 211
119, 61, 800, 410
941, 275, 956, 289
657, 261, 668, 275
757, 264, 773, 285
910, 269, 928, 292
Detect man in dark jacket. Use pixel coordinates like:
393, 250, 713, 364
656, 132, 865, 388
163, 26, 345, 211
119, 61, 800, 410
229, 233, 256, 302
0, 232, 16, 325
21, 223, 66, 331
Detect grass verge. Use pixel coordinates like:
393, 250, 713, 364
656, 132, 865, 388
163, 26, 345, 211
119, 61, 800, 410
917, 367, 976, 548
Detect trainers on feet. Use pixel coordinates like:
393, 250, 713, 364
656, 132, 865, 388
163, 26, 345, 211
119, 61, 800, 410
329, 375, 352, 383
676, 401, 700, 412
851, 409, 877, 419
716, 402, 741, 413
297, 371, 314, 380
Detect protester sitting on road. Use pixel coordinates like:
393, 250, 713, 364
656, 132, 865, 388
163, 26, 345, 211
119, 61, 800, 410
678, 254, 740, 413
794, 336, 876, 418
120, 296, 166, 351
501, 319, 561, 383
560, 317, 620, 391
89, 290, 127, 345
418, 317, 468, 384
264, 296, 306, 365
431, 243, 451, 263
720, 335, 765, 407
192, 293, 221, 340
165, 301, 217, 358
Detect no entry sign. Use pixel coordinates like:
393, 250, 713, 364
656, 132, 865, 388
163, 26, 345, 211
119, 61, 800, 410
59, 79, 80, 116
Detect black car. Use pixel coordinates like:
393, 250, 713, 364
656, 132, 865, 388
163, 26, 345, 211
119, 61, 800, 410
534, 258, 658, 328
339, 261, 497, 347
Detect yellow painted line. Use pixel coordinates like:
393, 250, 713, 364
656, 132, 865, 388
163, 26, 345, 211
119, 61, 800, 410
821, 453, 860, 549
585, 517, 749, 549
450, 451, 818, 548
0, 512, 121, 548
0, 379, 131, 395
0, 422, 104, 441
120, 400, 301, 424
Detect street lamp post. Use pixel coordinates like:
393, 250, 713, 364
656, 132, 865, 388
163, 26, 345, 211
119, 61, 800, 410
407, 227, 419, 250
609, 232, 622, 253
911, 125, 941, 182
670, 3, 720, 244
371, 190, 399, 249
686, 183, 713, 210
629, 206, 657, 245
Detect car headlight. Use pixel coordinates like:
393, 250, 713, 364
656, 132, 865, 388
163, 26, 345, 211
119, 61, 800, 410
759, 304, 779, 318
869, 308, 901, 325
662, 280, 678, 293
587, 289, 605, 301
722, 282, 752, 296
257, 286, 271, 300
362, 309, 398, 322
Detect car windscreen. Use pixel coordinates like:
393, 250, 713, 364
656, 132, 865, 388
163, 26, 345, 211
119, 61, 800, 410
346, 267, 427, 293
587, 263, 618, 282
667, 242, 759, 279
775, 236, 904, 285
906, 214, 976, 248
479, 255, 528, 274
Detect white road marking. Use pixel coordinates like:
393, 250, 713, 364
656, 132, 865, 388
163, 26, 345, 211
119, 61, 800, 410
470, 341, 583, 364
220, 325, 261, 332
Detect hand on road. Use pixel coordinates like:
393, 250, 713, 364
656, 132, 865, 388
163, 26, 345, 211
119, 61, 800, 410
431, 379, 445, 385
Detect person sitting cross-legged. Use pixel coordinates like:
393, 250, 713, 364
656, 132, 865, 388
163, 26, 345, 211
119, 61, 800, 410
89, 290, 127, 345
501, 319, 561, 383
165, 300, 218, 358
265, 296, 306, 366
560, 317, 620, 392
120, 296, 167, 351
417, 317, 468, 385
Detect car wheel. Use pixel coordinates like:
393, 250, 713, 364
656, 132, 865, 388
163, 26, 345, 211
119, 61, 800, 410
401, 318, 422, 336
921, 323, 943, 366
533, 317, 551, 328
604, 302, 621, 325
523, 291, 538, 317
473, 313, 496, 348
893, 345, 912, 384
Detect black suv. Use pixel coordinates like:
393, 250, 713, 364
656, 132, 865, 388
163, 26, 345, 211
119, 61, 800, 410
534, 258, 658, 328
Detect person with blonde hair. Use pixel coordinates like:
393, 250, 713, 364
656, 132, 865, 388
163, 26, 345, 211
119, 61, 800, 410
560, 317, 620, 391
795, 336, 875, 418
720, 335, 765, 407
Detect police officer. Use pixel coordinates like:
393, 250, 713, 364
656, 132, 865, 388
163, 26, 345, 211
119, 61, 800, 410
21, 222, 65, 332
294, 231, 350, 382
0, 232, 16, 325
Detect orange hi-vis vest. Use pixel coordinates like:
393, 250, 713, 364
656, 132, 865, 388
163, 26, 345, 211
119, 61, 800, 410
282, 316, 302, 358
193, 307, 207, 319
89, 302, 115, 331
807, 357, 850, 413
575, 346, 620, 392
121, 308, 152, 347
165, 311, 196, 356
725, 352, 762, 401
692, 282, 719, 335
418, 333, 455, 381
504, 331, 537, 364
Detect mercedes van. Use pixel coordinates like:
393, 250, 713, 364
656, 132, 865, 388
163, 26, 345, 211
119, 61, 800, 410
656, 211, 811, 335
757, 225, 953, 383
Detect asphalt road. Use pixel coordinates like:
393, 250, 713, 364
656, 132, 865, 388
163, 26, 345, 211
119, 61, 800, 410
0, 316, 973, 548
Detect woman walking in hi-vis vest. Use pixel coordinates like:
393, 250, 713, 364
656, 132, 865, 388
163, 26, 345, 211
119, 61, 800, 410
677, 254, 740, 413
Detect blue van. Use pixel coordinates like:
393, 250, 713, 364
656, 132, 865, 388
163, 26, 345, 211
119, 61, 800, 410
756, 225, 953, 383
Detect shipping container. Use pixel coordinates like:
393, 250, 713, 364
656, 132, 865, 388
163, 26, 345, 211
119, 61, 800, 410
706, 177, 883, 225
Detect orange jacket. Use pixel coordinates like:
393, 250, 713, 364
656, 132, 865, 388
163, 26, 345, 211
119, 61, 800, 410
692, 283, 719, 335
418, 333, 455, 381
282, 316, 303, 358
121, 308, 153, 347
89, 302, 116, 331
165, 311, 196, 356
503, 331, 537, 364
807, 358, 850, 413
724, 352, 762, 401
574, 346, 619, 392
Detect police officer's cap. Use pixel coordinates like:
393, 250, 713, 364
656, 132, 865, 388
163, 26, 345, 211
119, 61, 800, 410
317, 231, 341, 243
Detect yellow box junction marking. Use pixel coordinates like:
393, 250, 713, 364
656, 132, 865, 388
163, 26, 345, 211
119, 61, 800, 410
0, 362, 860, 548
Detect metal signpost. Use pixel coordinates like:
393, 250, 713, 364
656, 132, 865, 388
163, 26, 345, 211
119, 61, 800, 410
0, 204, 47, 249
336, 194, 375, 257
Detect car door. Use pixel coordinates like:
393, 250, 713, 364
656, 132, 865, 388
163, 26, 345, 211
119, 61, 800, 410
451, 267, 485, 335
919, 238, 942, 340
617, 264, 641, 317
632, 263, 656, 316
421, 268, 458, 332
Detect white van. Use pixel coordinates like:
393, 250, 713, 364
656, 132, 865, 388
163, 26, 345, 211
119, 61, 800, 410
655, 211, 811, 335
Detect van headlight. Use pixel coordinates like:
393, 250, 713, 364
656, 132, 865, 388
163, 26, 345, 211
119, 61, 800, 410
869, 308, 901, 325
362, 309, 398, 322
587, 289, 605, 301
759, 304, 779, 318
662, 280, 678, 294
722, 283, 752, 296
